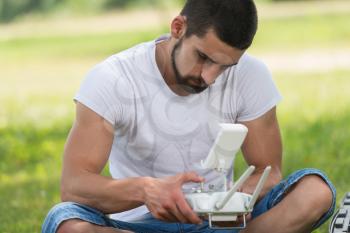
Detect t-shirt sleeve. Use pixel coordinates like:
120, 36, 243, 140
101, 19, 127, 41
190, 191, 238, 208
73, 61, 124, 127
235, 55, 282, 122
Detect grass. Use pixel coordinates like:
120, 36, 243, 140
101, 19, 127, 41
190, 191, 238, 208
0, 29, 165, 61
1, 12, 350, 61
252, 12, 350, 53
1, 2, 350, 232
0, 123, 65, 232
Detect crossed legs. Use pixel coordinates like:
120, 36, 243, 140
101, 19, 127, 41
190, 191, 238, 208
241, 175, 334, 233
57, 220, 132, 233
45, 172, 335, 233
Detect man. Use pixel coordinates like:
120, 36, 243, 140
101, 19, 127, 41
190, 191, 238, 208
42, 0, 336, 232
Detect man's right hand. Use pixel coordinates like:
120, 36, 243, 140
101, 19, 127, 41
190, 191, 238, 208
143, 172, 204, 224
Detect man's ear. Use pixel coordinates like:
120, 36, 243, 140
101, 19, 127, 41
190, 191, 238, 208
170, 15, 187, 39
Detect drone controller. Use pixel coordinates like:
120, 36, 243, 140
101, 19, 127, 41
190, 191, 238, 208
185, 124, 271, 229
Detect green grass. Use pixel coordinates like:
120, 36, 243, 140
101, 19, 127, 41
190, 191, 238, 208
0, 123, 64, 232
251, 12, 350, 53
1, 12, 349, 62
1, 4, 350, 233
0, 29, 165, 61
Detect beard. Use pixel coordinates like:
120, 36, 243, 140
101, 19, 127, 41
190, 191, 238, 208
171, 39, 208, 94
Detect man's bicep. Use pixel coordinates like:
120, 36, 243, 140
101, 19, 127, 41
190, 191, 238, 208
238, 107, 282, 171
62, 102, 115, 176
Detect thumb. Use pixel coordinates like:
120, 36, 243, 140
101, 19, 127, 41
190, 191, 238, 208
179, 172, 204, 184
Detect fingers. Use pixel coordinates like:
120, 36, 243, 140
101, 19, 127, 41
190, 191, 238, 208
153, 202, 196, 224
175, 172, 204, 224
176, 194, 203, 224
157, 211, 178, 223
161, 201, 188, 223
179, 172, 204, 184
146, 172, 204, 224
156, 188, 202, 224
162, 193, 202, 224
168, 204, 188, 223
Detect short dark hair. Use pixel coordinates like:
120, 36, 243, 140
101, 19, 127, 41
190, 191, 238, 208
180, 0, 258, 50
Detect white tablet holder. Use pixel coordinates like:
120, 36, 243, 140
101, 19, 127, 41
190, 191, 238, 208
185, 124, 271, 229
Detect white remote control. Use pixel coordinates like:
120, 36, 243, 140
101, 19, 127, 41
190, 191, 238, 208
185, 123, 271, 229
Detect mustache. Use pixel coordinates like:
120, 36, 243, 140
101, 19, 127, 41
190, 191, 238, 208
185, 76, 208, 87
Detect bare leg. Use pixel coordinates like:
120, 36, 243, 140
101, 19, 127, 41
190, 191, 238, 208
57, 219, 133, 233
241, 175, 333, 233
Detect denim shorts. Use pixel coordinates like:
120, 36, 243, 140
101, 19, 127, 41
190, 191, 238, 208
42, 168, 336, 233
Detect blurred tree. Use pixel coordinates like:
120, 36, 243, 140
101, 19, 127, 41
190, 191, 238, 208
0, 0, 185, 23
104, 0, 159, 9
271, 0, 309, 1
0, 0, 62, 22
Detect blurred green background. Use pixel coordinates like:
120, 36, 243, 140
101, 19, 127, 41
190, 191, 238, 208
1, 0, 350, 232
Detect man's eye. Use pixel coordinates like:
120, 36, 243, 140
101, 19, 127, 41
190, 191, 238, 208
198, 52, 207, 60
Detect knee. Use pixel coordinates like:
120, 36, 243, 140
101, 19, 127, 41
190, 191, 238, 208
57, 220, 133, 233
42, 202, 95, 233
297, 175, 334, 220
57, 219, 94, 233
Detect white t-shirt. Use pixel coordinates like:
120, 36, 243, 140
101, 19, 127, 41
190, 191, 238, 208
73, 36, 282, 221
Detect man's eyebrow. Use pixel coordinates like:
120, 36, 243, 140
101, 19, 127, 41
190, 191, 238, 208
222, 62, 238, 67
197, 50, 217, 63
197, 49, 237, 67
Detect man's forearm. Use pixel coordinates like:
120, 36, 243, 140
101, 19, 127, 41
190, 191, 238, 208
241, 167, 282, 198
61, 172, 148, 214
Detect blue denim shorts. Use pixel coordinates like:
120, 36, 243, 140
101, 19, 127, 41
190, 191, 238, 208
42, 168, 336, 233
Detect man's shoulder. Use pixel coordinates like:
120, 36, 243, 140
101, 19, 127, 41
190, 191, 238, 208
109, 40, 154, 64
88, 40, 155, 78
229, 53, 272, 83
237, 53, 268, 71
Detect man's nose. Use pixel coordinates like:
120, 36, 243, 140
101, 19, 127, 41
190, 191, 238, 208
201, 64, 221, 85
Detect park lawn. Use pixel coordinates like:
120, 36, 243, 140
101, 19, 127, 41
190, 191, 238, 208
0, 12, 349, 61
1, 7, 350, 233
253, 12, 350, 53
2, 69, 350, 232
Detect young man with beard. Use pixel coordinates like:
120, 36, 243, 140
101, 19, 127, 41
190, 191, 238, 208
42, 0, 336, 232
